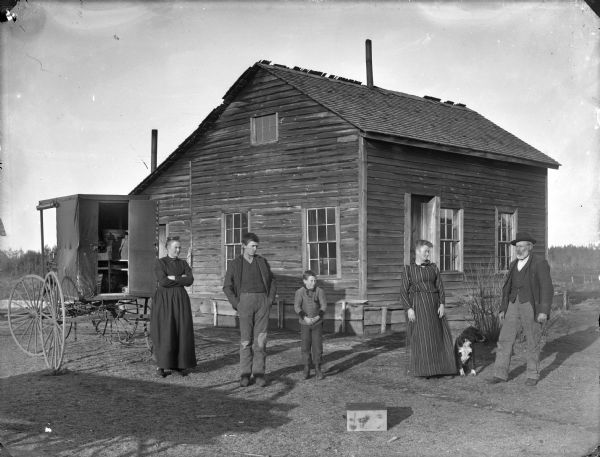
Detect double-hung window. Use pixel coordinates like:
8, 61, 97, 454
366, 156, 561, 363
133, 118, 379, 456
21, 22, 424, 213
496, 209, 517, 271
224, 212, 249, 270
440, 208, 463, 272
305, 207, 339, 277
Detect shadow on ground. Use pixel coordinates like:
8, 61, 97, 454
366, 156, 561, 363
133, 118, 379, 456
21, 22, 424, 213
508, 325, 599, 381
190, 327, 407, 381
190, 327, 305, 375
470, 322, 599, 381
0, 370, 296, 455
388, 406, 413, 427
323, 331, 405, 375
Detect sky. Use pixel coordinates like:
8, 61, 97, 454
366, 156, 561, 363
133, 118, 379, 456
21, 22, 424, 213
0, 0, 598, 252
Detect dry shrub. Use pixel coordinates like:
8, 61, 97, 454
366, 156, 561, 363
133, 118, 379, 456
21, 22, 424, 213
461, 260, 505, 343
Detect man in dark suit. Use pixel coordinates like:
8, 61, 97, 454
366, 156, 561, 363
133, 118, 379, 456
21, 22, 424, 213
223, 232, 276, 387
488, 232, 554, 386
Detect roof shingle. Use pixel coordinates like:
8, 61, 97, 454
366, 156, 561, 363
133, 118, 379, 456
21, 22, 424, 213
260, 63, 559, 168
131, 60, 559, 195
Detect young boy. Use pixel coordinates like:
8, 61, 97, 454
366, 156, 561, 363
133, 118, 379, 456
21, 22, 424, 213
294, 270, 327, 380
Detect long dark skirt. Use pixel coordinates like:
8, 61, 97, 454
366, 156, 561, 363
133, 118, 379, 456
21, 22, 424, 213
151, 286, 197, 370
406, 290, 456, 377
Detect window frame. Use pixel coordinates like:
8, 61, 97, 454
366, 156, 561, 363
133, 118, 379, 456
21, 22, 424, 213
222, 211, 250, 274
439, 207, 464, 272
301, 206, 341, 279
495, 207, 518, 272
250, 113, 278, 145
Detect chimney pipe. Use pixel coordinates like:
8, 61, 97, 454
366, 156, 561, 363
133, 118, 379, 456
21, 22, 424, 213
365, 39, 373, 88
151, 129, 157, 173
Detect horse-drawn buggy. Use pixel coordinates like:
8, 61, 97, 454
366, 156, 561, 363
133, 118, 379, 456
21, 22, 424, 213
7, 194, 158, 371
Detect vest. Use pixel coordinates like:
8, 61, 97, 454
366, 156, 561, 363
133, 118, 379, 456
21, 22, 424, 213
240, 258, 267, 293
508, 260, 533, 304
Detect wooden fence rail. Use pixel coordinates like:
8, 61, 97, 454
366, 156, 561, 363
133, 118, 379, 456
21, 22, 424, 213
199, 290, 568, 336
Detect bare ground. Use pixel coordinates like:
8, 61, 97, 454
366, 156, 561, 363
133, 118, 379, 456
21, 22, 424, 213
0, 300, 598, 457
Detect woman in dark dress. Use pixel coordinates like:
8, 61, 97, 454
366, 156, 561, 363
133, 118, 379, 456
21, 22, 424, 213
400, 239, 456, 377
151, 237, 197, 377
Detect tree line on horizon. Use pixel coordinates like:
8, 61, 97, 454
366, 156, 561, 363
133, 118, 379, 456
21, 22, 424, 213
0, 246, 56, 278
1, 245, 598, 279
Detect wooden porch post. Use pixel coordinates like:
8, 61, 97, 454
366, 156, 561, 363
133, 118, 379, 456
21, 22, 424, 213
39, 209, 45, 276
380, 306, 388, 333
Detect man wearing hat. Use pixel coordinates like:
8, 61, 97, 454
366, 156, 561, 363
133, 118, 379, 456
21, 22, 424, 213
489, 232, 554, 386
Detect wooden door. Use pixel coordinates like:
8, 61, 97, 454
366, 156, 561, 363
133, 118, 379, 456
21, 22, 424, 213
158, 223, 168, 259
128, 199, 157, 297
56, 197, 80, 284
421, 196, 440, 264
78, 198, 99, 294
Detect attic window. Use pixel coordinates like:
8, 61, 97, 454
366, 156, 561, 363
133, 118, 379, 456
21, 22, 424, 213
250, 113, 278, 145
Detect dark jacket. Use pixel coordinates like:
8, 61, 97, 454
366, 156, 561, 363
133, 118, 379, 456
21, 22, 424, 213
501, 254, 554, 317
223, 255, 276, 309
294, 286, 327, 326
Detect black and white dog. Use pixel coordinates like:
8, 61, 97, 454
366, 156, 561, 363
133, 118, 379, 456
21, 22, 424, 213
455, 326, 486, 376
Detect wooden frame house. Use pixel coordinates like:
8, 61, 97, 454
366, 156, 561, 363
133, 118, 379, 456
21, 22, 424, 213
130, 61, 559, 322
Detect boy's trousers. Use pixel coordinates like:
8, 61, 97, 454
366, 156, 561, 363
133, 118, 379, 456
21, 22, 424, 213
301, 322, 323, 365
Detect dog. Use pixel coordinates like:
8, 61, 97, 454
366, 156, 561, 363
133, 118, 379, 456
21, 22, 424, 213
455, 326, 485, 376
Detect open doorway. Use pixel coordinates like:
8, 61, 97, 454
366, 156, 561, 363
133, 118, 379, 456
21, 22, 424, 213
404, 194, 440, 264
158, 223, 168, 258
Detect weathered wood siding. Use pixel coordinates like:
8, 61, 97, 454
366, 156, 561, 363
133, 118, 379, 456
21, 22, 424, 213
141, 158, 193, 256
140, 68, 361, 307
365, 139, 548, 307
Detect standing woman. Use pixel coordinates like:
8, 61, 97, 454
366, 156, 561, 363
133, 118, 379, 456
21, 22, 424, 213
400, 239, 456, 378
151, 237, 197, 377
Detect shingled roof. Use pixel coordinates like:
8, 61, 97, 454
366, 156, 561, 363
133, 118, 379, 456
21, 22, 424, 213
131, 61, 558, 194
259, 62, 559, 168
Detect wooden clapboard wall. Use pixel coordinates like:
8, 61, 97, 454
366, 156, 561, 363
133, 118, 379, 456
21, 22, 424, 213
139, 68, 363, 309
136, 65, 551, 324
143, 160, 192, 255
365, 139, 548, 308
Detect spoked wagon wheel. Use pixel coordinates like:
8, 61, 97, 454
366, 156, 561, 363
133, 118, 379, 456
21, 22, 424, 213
58, 276, 80, 339
92, 302, 138, 345
144, 321, 153, 355
39, 272, 67, 371
143, 300, 152, 353
91, 306, 111, 340
61, 276, 81, 307
112, 301, 139, 345
8, 275, 46, 356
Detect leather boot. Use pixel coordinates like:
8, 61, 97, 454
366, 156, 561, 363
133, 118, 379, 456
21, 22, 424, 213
315, 364, 324, 380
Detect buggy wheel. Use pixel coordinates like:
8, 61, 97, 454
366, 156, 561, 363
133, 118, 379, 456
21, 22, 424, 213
61, 275, 80, 304
8, 275, 45, 356
40, 272, 66, 371
112, 301, 139, 345
144, 322, 153, 354
59, 276, 79, 339
92, 307, 111, 339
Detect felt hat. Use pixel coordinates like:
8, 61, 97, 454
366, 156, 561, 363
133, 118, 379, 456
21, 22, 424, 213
510, 231, 537, 246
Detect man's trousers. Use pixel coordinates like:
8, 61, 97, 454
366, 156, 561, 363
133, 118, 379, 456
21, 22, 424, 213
238, 292, 270, 376
493, 297, 543, 380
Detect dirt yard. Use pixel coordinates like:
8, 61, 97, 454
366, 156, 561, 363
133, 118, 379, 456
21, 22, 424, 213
0, 300, 598, 457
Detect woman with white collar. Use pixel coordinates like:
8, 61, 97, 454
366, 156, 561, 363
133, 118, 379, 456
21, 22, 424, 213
400, 239, 456, 378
